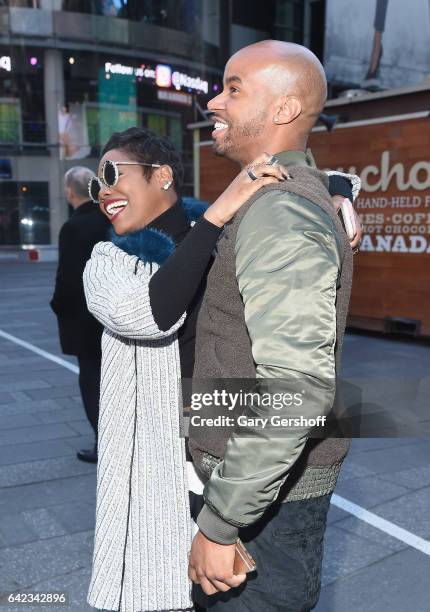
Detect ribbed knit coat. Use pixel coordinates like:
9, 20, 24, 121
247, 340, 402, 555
83, 242, 192, 612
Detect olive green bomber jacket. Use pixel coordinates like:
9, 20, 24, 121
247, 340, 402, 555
196, 152, 349, 544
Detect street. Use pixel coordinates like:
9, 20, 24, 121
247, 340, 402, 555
1, 261, 429, 612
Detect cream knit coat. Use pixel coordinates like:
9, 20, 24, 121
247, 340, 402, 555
83, 242, 192, 612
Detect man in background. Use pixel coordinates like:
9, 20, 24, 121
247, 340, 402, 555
50, 166, 109, 463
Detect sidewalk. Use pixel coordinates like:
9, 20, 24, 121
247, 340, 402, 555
1, 261, 430, 612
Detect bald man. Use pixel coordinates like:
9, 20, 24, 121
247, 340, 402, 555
188, 41, 356, 610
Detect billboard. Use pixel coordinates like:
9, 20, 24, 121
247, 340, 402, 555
309, 115, 430, 334
325, 0, 430, 90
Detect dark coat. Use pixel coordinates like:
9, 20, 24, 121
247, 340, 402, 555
50, 200, 110, 356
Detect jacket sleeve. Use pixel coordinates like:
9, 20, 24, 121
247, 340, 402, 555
83, 241, 185, 340
197, 191, 341, 544
326, 170, 361, 202
50, 223, 83, 315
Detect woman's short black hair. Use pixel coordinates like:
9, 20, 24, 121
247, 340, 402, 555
101, 127, 184, 194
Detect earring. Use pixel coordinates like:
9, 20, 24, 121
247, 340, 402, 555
162, 181, 172, 191
274, 116, 279, 123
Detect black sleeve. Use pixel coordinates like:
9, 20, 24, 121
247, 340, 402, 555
328, 174, 353, 201
149, 216, 222, 331
50, 223, 83, 315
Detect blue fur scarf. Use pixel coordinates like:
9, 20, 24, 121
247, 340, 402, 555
109, 198, 207, 266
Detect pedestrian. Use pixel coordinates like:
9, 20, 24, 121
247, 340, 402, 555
187, 40, 358, 611
50, 166, 109, 464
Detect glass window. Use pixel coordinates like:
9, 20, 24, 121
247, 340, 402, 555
61, 0, 202, 34
0, 181, 49, 245
275, 0, 304, 44
0, 45, 46, 149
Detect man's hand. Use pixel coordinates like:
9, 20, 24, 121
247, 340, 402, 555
331, 194, 362, 250
188, 530, 246, 595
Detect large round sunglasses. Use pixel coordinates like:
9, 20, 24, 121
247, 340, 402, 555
88, 160, 161, 204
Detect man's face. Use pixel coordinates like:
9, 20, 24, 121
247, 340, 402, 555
207, 53, 274, 165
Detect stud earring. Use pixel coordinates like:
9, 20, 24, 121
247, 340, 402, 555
274, 116, 279, 123
162, 181, 172, 191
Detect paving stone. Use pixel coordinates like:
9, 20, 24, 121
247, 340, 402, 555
63, 435, 95, 452
0, 509, 67, 546
321, 525, 399, 587
0, 380, 51, 393
34, 406, 86, 425
326, 504, 350, 525
25, 386, 81, 401
0, 439, 75, 466
0, 423, 79, 446
333, 515, 407, 554
0, 512, 39, 546
335, 475, 410, 508
9, 391, 32, 402
348, 437, 423, 454
348, 440, 430, 476
369, 486, 430, 539
0, 391, 14, 404
38, 372, 79, 387
49, 501, 96, 535
0, 373, 58, 385
0, 474, 96, 515
66, 420, 93, 436
0, 399, 62, 417
337, 459, 375, 482
0, 531, 94, 592
53, 397, 83, 410
1, 414, 40, 430
0, 456, 95, 488
21, 508, 68, 540
378, 464, 430, 491
316, 548, 430, 612
0, 358, 63, 370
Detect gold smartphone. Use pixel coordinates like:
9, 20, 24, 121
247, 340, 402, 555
233, 538, 257, 574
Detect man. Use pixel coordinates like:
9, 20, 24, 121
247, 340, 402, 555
50, 166, 109, 463
188, 40, 356, 610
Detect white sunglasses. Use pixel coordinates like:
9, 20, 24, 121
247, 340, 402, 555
88, 160, 161, 203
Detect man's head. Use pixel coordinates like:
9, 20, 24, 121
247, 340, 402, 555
207, 40, 327, 167
64, 166, 95, 209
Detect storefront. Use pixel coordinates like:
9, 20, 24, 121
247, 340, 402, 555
0, 40, 221, 246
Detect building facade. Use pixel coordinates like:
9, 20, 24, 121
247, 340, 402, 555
0, 0, 322, 247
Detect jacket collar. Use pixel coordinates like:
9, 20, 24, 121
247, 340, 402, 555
273, 148, 316, 168
72, 200, 95, 216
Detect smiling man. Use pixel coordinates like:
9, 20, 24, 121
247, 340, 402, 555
188, 40, 355, 611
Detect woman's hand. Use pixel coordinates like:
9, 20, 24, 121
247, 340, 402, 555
204, 153, 289, 227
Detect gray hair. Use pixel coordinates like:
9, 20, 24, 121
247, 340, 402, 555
64, 166, 95, 200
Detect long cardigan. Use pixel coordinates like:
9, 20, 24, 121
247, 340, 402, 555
83, 241, 192, 612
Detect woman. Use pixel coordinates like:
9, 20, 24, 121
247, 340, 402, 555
83, 127, 359, 611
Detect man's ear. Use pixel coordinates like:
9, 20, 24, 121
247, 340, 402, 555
274, 96, 302, 125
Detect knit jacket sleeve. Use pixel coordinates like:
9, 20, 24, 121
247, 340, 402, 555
83, 241, 185, 340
